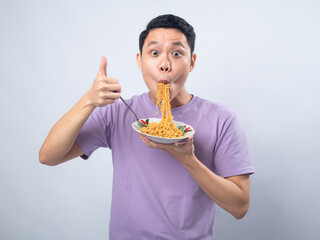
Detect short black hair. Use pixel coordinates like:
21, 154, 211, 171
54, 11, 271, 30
139, 14, 196, 55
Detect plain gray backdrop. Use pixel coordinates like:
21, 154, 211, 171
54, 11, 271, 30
1, 0, 319, 239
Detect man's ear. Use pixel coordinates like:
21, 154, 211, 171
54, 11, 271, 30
189, 53, 197, 72
136, 53, 142, 70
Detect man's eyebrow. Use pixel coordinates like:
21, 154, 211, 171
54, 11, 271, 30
146, 41, 186, 48
172, 41, 185, 48
147, 41, 160, 47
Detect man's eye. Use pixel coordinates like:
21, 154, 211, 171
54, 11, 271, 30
151, 50, 159, 56
172, 51, 181, 57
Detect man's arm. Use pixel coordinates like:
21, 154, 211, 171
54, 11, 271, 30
39, 57, 121, 166
139, 135, 250, 219
39, 95, 95, 166
182, 154, 250, 219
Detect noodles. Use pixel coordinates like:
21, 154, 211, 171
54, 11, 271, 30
140, 83, 183, 138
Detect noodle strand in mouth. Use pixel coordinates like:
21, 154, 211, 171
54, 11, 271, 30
140, 83, 183, 138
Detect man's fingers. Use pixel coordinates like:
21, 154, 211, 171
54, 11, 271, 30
103, 91, 121, 100
98, 83, 121, 93
139, 134, 169, 150
99, 77, 119, 84
139, 134, 152, 146
98, 56, 107, 77
187, 136, 194, 145
139, 134, 156, 148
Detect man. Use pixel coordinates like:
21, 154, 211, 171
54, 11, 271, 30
40, 14, 255, 239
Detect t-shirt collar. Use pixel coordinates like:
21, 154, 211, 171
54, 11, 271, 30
143, 92, 197, 113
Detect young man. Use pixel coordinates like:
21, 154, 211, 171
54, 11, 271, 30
40, 14, 255, 239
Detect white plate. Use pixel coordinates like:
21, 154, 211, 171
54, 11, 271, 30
132, 118, 195, 144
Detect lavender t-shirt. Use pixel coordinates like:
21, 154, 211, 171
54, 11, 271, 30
76, 92, 255, 239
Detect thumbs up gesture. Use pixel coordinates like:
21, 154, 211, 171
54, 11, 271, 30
86, 56, 121, 107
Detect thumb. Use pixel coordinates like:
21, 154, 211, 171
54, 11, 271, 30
97, 56, 107, 76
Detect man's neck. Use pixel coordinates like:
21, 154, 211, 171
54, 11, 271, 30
170, 92, 193, 108
148, 89, 192, 108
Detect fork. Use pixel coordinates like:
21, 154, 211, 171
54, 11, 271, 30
119, 96, 146, 128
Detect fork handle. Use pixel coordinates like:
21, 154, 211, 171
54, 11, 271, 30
119, 96, 139, 122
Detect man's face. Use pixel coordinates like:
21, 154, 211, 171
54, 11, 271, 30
137, 28, 196, 107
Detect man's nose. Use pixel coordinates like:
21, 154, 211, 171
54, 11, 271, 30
159, 58, 171, 72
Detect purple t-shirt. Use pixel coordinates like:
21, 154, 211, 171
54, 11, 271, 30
76, 92, 255, 239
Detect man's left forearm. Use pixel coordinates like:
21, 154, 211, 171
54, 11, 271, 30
138, 134, 251, 219
180, 155, 250, 219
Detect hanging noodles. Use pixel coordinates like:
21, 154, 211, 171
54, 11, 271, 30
140, 83, 183, 138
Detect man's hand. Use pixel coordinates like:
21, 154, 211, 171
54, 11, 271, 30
85, 56, 121, 107
139, 134, 195, 164
39, 56, 121, 166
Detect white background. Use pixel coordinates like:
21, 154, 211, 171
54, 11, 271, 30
1, 0, 319, 239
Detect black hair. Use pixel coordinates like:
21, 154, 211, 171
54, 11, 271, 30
139, 14, 196, 55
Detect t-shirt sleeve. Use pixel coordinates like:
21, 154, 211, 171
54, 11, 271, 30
213, 112, 255, 178
76, 106, 113, 159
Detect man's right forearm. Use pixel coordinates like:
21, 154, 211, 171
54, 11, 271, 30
39, 93, 95, 166
39, 56, 121, 166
